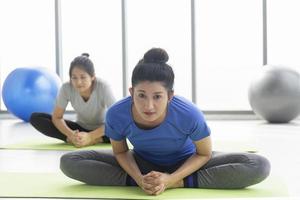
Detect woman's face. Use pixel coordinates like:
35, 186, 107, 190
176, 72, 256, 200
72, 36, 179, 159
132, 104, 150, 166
130, 81, 173, 126
70, 67, 95, 95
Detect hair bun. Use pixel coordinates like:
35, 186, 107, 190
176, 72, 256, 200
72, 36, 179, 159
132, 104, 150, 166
81, 53, 90, 57
143, 48, 169, 64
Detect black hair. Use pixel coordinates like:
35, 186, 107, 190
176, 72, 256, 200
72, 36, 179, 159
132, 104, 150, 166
69, 53, 95, 78
131, 48, 174, 91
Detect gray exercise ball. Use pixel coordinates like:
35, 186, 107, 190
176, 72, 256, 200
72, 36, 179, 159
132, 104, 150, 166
248, 65, 300, 123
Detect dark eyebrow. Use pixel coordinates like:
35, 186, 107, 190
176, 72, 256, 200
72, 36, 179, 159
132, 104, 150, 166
136, 90, 163, 95
153, 92, 163, 95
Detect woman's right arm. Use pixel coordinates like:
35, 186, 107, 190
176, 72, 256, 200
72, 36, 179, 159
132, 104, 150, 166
51, 106, 76, 139
111, 139, 156, 194
111, 139, 143, 184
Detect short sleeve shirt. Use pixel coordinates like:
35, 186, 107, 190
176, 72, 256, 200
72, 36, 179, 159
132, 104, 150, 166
56, 78, 115, 130
105, 96, 211, 165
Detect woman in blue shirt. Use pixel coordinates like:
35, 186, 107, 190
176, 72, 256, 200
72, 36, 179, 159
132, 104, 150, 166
60, 48, 270, 195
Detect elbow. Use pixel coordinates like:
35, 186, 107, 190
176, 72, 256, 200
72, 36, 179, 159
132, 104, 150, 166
206, 152, 212, 161
113, 150, 129, 164
202, 153, 212, 163
196, 151, 212, 163
206, 149, 212, 159
51, 115, 62, 123
51, 116, 57, 124
113, 149, 129, 157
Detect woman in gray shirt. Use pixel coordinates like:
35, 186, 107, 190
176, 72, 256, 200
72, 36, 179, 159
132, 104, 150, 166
30, 53, 115, 147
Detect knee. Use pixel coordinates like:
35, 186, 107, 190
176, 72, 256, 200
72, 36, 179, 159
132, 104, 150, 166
232, 153, 271, 188
242, 154, 271, 188
60, 152, 78, 177
253, 154, 271, 180
29, 112, 40, 124
29, 112, 50, 125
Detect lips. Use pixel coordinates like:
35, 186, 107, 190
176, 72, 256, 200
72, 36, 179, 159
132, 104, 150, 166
144, 112, 155, 116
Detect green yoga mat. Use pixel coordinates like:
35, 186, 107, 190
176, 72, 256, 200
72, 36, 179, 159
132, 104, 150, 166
0, 137, 257, 152
0, 172, 288, 199
0, 138, 112, 150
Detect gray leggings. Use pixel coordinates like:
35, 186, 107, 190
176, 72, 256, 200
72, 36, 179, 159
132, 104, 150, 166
60, 150, 270, 189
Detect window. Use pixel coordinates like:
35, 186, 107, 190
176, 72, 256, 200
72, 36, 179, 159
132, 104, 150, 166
127, 0, 192, 99
196, 0, 262, 110
0, 0, 55, 110
61, 0, 123, 100
268, 0, 300, 72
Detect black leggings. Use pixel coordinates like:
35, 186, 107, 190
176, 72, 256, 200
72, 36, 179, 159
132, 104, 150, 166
60, 150, 271, 188
29, 112, 110, 143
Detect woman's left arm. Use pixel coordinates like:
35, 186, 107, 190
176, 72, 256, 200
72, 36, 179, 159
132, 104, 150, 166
170, 135, 212, 184
145, 135, 212, 193
89, 125, 105, 142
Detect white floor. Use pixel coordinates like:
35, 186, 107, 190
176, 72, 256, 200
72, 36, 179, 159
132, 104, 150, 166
0, 117, 300, 200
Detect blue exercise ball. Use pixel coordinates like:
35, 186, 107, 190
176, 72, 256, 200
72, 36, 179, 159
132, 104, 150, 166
2, 67, 62, 122
248, 65, 300, 123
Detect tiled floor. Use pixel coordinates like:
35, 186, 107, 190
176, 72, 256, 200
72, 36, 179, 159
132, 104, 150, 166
0, 117, 300, 200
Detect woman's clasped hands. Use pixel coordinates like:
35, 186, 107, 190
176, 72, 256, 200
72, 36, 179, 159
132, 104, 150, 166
139, 171, 183, 195
67, 130, 94, 148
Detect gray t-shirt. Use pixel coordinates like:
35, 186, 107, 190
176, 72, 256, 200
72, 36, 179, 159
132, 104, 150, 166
56, 78, 115, 130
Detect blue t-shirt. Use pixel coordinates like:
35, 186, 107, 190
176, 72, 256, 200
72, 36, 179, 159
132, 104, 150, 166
105, 96, 211, 165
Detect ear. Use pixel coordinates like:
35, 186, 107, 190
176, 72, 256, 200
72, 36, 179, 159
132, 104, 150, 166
129, 87, 133, 96
168, 90, 174, 102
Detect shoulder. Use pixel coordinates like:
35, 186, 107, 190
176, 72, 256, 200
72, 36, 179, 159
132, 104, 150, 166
93, 77, 112, 92
168, 96, 206, 130
169, 96, 204, 117
56, 82, 73, 105
94, 77, 109, 88
61, 81, 71, 90
106, 96, 132, 124
59, 82, 73, 95
105, 97, 133, 139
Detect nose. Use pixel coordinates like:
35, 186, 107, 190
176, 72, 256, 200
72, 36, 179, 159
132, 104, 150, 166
74, 78, 83, 85
145, 99, 154, 110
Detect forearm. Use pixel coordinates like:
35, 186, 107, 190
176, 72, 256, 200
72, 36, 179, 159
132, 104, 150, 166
52, 117, 75, 137
89, 125, 105, 143
169, 153, 211, 187
115, 151, 143, 185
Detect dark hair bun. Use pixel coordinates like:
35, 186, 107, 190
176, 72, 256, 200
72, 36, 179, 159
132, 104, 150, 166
81, 53, 90, 57
143, 48, 169, 64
